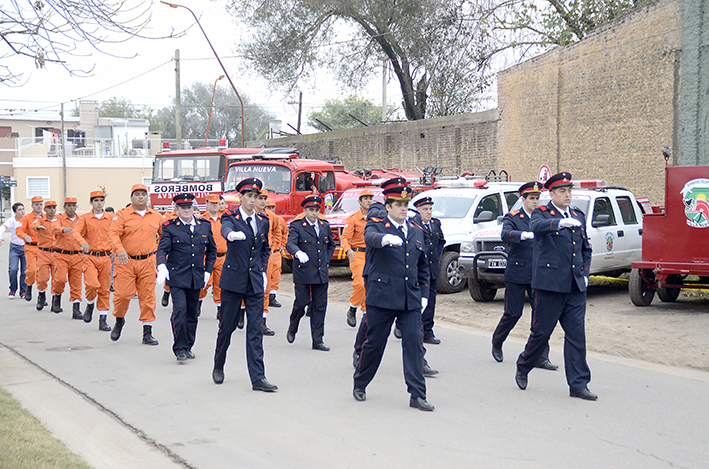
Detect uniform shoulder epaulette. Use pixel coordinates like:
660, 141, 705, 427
162, 220, 169, 226
409, 221, 423, 231
539, 206, 548, 211
571, 206, 586, 216
509, 210, 520, 216
370, 217, 382, 223
224, 210, 232, 216
256, 214, 264, 221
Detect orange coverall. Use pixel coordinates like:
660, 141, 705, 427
31, 215, 58, 292
73, 211, 113, 312
341, 209, 367, 312
109, 206, 163, 322
52, 213, 83, 301
199, 210, 227, 304
263, 210, 288, 313
15, 212, 41, 287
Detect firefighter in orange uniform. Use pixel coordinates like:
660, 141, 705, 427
73, 190, 113, 331
51, 197, 84, 317
108, 184, 163, 345
15, 196, 44, 302
256, 190, 285, 335
160, 203, 179, 308
31, 200, 59, 311
342, 189, 374, 327
199, 194, 227, 318
263, 195, 288, 322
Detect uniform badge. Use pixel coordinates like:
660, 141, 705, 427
520, 214, 524, 218
385, 222, 390, 228
550, 210, 555, 215
235, 214, 240, 220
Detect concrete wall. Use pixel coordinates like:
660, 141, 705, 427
497, 0, 683, 204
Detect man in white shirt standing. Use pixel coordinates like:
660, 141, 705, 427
0, 202, 27, 298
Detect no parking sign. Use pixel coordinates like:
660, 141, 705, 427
538, 165, 551, 184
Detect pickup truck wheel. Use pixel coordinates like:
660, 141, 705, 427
657, 275, 681, 302
437, 251, 467, 294
629, 268, 654, 306
468, 278, 497, 302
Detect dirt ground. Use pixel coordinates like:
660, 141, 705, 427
280, 268, 709, 372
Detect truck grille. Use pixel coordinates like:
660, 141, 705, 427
475, 240, 508, 253
331, 226, 342, 244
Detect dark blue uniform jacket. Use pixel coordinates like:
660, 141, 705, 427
219, 209, 270, 295
364, 216, 430, 310
286, 217, 336, 284
157, 216, 217, 290
530, 203, 592, 293
501, 210, 534, 284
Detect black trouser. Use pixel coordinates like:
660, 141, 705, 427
214, 286, 266, 383
422, 286, 437, 339
170, 286, 201, 356
492, 282, 549, 361
289, 282, 328, 345
353, 305, 426, 399
516, 285, 591, 391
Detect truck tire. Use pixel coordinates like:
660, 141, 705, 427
657, 275, 681, 302
437, 251, 467, 294
629, 268, 654, 306
468, 278, 497, 302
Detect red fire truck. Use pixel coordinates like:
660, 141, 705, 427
629, 149, 709, 305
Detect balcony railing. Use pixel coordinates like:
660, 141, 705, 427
14, 137, 150, 158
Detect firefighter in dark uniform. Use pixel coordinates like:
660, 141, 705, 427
285, 195, 336, 350
515, 172, 597, 400
212, 178, 277, 392
353, 181, 435, 411
156, 193, 217, 361
491, 182, 558, 371
412, 197, 445, 345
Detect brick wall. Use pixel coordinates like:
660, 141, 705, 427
498, 0, 683, 204
252, 110, 501, 179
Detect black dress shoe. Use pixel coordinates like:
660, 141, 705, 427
286, 331, 295, 343
393, 325, 402, 339
312, 343, 330, 351
409, 396, 435, 411
212, 368, 224, 384
161, 291, 170, 307
535, 358, 559, 371
176, 351, 187, 361
346, 306, 357, 327
186, 351, 195, 359
492, 346, 504, 363
515, 368, 528, 390
570, 388, 598, 401
237, 308, 245, 329
352, 351, 360, 369
423, 364, 439, 377
252, 378, 278, 392
423, 335, 441, 345
353, 387, 366, 401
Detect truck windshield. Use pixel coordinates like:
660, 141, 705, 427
153, 155, 220, 182
510, 195, 591, 214
225, 164, 291, 194
331, 193, 385, 214
425, 195, 476, 218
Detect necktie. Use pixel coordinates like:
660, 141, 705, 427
245, 217, 254, 235
564, 212, 569, 218
398, 225, 405, 237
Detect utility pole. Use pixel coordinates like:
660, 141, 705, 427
60, 102, 67, 200
382, 59, 387, 123
175, 49, 182, 150
296, 91, 303, 135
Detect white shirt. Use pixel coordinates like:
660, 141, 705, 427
307, 219, 320, 236
179, 215, 196, 233
388, 216, 408, 237
551, 202, 570, 218
239, 207, 258, 235
0, 216, 24, 246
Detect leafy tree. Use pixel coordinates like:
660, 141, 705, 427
308, 96, 396, 132
225, 0, 492, 121
156, 82, 276, 144
0, 1, 179, 86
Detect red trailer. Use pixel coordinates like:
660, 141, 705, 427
629, 150, 709, 305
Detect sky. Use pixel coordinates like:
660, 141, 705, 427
1, 0, 405, 136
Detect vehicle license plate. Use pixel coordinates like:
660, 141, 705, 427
487, 259, 507, 268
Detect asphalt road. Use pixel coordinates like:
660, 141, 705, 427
0, 245, 708, 468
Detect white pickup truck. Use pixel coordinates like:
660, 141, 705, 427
457, 182, 645, 301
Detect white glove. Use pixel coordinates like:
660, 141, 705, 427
381, 234, 403, 247
520, 231, 535, 240
559, 218, 582, 228
421, 297, 428, 315
295, 251, 309, 263
584, 276, 589, 287
227, 231, 246, 241
156, 264, 169, 285
263, 272, 268, 290
204, 272, 211, 288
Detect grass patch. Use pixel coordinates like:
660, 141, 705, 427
0, 388, 91, 469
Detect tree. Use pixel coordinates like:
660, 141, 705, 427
225, 0, 492, 121
308, 96, 396, 132
156, 82, 276, 144
1, 1, 181, 86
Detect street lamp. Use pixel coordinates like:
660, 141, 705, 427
161, 1, 245, 148
205, 74, 225, 147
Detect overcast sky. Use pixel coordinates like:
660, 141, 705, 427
1, 0, 402, 135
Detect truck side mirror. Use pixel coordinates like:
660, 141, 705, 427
592, 214, 611, 227
474, 210, 494, 223
317, 175, 327, 194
